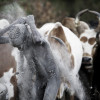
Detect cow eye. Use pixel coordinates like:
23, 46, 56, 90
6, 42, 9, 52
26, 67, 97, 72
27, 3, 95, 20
80, 36, 87, 43
88, 37, 96, 45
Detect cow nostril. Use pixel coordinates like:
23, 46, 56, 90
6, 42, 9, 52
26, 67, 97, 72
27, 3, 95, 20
82, 57, 92, 66
88, 58, 91, 61
82, 57, 91, 62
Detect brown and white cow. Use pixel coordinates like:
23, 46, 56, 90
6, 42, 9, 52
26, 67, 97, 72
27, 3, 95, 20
0, 19, 17, 100
62, 9, 100, 69
75, 9, 98, 68
62, 10, 100, 99
38, 22, 87, 100
0, 17, 36, 100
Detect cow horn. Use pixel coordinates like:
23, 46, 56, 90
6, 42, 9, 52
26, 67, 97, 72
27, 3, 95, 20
51, 36, 65, 46
75, 9, 88, 27
88, 10, 100, 32
50, 36, 69, 52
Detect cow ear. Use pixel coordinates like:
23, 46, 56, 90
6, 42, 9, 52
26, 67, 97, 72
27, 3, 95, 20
48, 22, 66, 43
96, 32, 100, 44
76, 21, 90, 37
62, 17, 79, 36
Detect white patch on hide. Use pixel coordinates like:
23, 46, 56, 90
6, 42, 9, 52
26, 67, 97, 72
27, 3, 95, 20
0, 19, 9, 29
11, 47, 21, 74
0, 68, 14, 99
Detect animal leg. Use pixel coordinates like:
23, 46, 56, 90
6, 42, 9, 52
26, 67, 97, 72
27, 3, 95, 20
43, 77, 61, 100
70, 94, 75, 100
35, 80, 46, 100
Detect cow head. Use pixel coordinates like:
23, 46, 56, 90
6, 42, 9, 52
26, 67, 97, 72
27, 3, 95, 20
79, 29, 96, 66
62, 9, 100, 67
8, 24, 28, 50
75, 9, 100, 67
0, 17, 29, 50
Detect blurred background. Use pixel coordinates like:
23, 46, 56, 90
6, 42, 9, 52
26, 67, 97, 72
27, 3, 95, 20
0, 0, 100, 27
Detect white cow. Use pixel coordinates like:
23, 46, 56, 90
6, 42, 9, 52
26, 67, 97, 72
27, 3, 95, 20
38, 22, 86, 100
62, 9, 99, 68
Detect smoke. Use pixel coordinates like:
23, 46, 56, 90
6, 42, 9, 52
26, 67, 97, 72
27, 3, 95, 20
0, 2, 26, 23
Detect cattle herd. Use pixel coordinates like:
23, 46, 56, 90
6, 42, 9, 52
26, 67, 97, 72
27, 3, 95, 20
0, 8, 100, 100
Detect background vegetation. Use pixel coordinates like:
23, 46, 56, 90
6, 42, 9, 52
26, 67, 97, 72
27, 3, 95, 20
0, 0, 100, 27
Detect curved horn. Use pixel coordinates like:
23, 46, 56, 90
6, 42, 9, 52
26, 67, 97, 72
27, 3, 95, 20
88, 10, 100, 32
75, 9, 88, 27
51, 36, 66, 46
50, 36, 69, 54
88, 10, 100, 18
0, 17, 26, 37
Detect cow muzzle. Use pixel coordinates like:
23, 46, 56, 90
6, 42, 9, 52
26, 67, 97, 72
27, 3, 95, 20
82, 56, 92, 68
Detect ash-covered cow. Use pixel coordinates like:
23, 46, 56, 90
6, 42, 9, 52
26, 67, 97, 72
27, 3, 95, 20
0, 15, 86, 100
0, 17, 36, 100
75, 10, 99, 68
0, 2, 27, 100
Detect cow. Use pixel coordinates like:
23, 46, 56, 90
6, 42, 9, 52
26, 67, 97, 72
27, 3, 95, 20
62, 9, 100, 99
0, 15, 87, 100
0, 15, 62, 100
93, 32, 100, 93
0, 17, 36, 100
62, 9, 99, 69
38, 21, 88, 99
0, 2, 30, 100
75, 11, 100, 97
0, 19, 18, 100
91, 31, 100, 100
